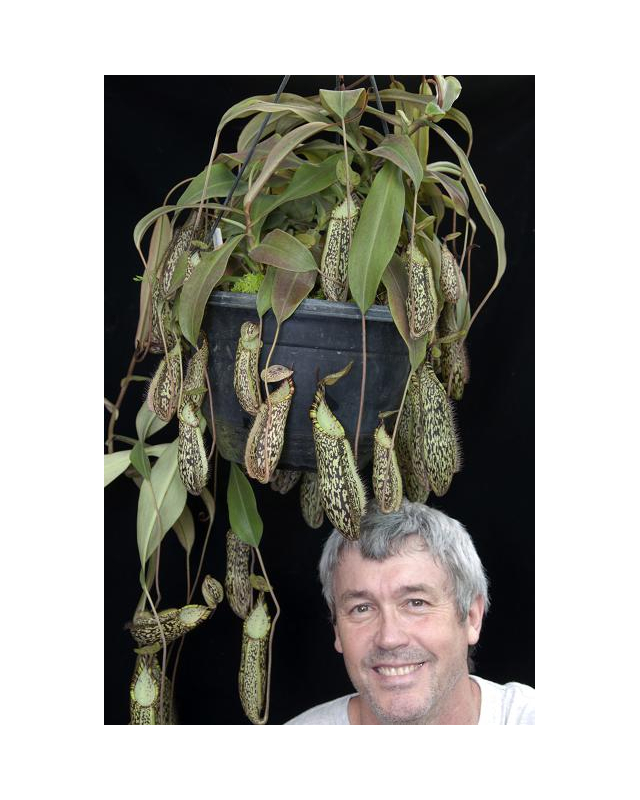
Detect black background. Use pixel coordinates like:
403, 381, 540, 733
104, 75, 534, 725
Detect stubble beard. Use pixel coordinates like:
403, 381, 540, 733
356, 652, 467, 725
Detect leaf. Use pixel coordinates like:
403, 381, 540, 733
227, 462, 263, 547
244, 121, 330, 211
130, 441, 152, 480
249, 575, 272, 592
173, 505, 196, 555
319, 88, 366, 120
136, 401, 170, 443
364, 105, 406, 129
145, 444, 169, 459
444, 108, 473, 154
133, 203, 244, 252
216, 95, 327, 138
320, 361, 353, 386
237, 109, 288, 152
137, 440, 187, 567
252, 153, 342, 224
176, 164, 247, 206
427, 122, 507, 319
104, 451, 132, 487
200, 486, 216, 523
249, 229, 318, 273
135, 213, 171, 348
381, 255, 428, 372
179, 235, 244, 346
371, 134, 424, 189
439, 76, 462, 112
425, 170, 469, 217
256, 266, 275, 318
348, 161, 405, 314
272, 268, 316, 324
378, 88, 436, 107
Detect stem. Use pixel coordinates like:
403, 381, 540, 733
341, 114, 353, 302
254, 545, 280, 725
353, 312, 367, 463
154, 539, 162, 608
187, 449, 218, 605
106, 350, 139, 454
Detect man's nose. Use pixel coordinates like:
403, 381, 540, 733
373, 608, 410, 650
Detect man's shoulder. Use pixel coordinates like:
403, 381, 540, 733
472, 675, 535, 725
285, 694, 356, 725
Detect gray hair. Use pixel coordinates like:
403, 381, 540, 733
319, 499, 490, 624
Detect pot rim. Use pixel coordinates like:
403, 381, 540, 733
207, 290, 396, 323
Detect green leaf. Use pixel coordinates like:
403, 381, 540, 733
437, 76, 462, 112
272, 268, 316, 324
173, 505, 196, 555
227, 462, 263, 547
135, 213, 171, 348
364, 105, 406, 129
200, 486, 216, 524
136, 401, 170, 443
425, 170, 469, 217
244, 121, 330, 211
133, 203, 244, 252
104, 451, 132, 487
216, 95, 327, 139
130, 441, 152, 481
257, 266, 275, 318
443, 108, 473, 154
319, 88, 366, 120
371, 133, 423, 189
137, 440, 187, 567
378, 88, 436, 107
348, 161, 405, 314
176, 164, 247, 206
237, 109, 288, 152
381, 254, 428, 372
179, 235, 244, 346
252, 153, 342, 224
145, 444, 169, 459
427, 122, 507, 320
249, 229, 318, 273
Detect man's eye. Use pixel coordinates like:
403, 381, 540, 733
408, 599, 427, 608
353, 604, 370, 614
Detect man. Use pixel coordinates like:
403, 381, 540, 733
286, 500, 534, 725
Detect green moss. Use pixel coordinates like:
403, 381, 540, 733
231, 273, 265, 295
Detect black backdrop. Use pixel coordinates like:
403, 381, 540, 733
104, 75, 534, 725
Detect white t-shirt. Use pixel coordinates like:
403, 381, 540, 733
284, 675, 535, 725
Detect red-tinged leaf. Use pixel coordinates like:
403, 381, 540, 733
272, 268, 316, 324
371, 134, 424, 188
249, 229, 318, 273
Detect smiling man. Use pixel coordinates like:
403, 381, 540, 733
286, 500, 534, 725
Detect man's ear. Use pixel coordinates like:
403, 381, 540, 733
334, 623, 343, 654
466, 595, 484, 647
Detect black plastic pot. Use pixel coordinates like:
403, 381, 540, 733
204, 291, 410, 471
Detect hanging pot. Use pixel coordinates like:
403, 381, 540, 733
204, 291, 410, 471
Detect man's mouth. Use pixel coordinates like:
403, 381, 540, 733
373, 662, 424, 677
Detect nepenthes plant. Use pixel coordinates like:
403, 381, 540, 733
104, 75, 507, 724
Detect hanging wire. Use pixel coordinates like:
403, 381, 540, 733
206, 74, 291, 246
369, 75, 412, 236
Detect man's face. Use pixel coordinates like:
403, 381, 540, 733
332, 537, 483, 724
